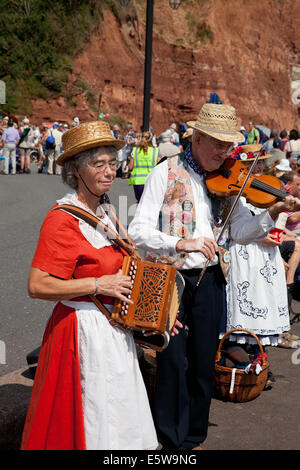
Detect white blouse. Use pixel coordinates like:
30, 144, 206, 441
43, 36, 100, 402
128, 159, 276, 270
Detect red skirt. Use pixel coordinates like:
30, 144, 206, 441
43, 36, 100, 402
21, 302, 86, 450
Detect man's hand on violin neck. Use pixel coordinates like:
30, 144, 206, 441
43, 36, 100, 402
176, 237, 218, 260
268, 195, 300, 220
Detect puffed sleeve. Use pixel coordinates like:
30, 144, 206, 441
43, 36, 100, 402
31, 208, 80, 279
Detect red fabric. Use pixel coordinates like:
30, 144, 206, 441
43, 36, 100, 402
21, 303, 86, 450
31, 206, 125, 304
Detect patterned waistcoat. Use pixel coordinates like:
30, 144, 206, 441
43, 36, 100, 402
145, 153, 232, 280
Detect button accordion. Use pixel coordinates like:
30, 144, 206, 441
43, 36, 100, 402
112, 256, 185, 351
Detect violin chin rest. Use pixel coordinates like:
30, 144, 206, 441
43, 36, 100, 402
219, 169, 232, 178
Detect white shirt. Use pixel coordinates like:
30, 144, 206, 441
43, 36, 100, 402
128, 159, 275, 270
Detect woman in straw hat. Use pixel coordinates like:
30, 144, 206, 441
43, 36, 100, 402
129, 103, 300, 450
21, 121, 158, 450
220, 145, 293, 376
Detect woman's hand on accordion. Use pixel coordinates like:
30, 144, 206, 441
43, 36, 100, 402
97, 269, 134, 304
175, 237, 218, 261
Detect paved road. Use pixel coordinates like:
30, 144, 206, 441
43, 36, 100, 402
0, 166, 136, 376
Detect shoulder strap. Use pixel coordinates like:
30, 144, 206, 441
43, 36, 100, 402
51, 203, 134, 332
51, 203, 140, 258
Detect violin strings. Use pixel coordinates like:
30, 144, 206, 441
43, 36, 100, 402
251, 178, 287, 198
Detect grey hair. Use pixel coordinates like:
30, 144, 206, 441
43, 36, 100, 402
61, 146, 118, 190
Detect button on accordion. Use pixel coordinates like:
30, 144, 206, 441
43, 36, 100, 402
112, 256, 185, 351
53, 204, 185, 351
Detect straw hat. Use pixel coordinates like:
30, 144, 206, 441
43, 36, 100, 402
182, 128, 193, 139
231, 144, 271, 161
57, 121, 124, 165
187, 103, 244, 143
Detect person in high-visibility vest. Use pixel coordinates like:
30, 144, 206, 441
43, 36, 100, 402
128, 131, 161, 202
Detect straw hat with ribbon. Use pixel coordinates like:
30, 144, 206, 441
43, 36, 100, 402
187, 103, 244, 143
57, 121, 124, 165
230, 144, 271, 161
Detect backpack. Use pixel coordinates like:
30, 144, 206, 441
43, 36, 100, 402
19, 127, 31, 145
45, 130, 55, 149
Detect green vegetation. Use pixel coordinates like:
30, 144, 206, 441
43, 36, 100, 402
0, 0, 120, 114
185, 10, 214, 46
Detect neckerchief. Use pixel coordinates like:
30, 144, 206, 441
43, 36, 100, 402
184, 143, 207, 177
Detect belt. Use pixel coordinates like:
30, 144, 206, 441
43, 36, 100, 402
178, 264, 219, 276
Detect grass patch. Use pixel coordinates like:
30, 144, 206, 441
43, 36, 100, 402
0, 0, 121, 114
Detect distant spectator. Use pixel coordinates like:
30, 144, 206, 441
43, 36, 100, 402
169, 123, 180, 146
285, 129, 300, 162
247, 121, 260, 144
2, 116, 9, 129
46, 122, 62, 175
1, 119, 19, 175
262, 129, 280, 154
178, 119, 188, 144
19, 117, 34, 174
61, 123, 69, 134
72, 116, 80, 127
264, 137, 285, 173
280, 129, 288, 151
237, 125, 248, 145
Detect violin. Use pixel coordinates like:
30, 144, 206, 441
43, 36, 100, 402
205, 158, 289, 208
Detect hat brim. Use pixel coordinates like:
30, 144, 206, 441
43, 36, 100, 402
158, 142, 181, 157
57, 138, 124, 165
187, 120, 244, 143
245, 153, 272, 161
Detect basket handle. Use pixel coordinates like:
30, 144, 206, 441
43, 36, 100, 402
216, 328, 267, 366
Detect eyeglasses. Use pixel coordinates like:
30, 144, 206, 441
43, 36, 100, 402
87, 160, 118, 173
205, 135, 234, 156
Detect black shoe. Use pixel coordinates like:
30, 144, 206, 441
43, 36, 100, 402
264, 370, 276, 390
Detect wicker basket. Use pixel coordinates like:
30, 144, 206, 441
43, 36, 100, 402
214, 328, 269, 403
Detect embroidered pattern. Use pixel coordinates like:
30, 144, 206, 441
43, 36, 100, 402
278, 305, 289, 317
237, 281, 268, 319
259, 260, 277, 284
238, 245, 249, 260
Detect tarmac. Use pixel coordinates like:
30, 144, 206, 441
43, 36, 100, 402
1, 299, 299, 451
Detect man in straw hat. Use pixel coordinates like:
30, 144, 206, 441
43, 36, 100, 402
129, 102, 300, 450
21, 121, 158, 450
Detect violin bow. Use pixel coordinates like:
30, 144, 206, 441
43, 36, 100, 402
195, 147, 263, 287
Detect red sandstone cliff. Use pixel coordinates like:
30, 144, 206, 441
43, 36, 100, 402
31, 0, 300, 134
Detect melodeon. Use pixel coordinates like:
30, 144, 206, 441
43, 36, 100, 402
112, 256, 185, 351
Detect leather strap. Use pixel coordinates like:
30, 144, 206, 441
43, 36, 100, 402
52, 203, 140, 258
52, 203, 135, 333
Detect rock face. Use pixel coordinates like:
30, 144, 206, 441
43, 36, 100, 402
31, 0, 300, 135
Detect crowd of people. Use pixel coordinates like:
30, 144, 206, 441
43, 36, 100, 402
1, 104, 300, 450
0, 116, 79, 175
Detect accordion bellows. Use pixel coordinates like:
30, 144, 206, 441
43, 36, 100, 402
112, 256, 185, 339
